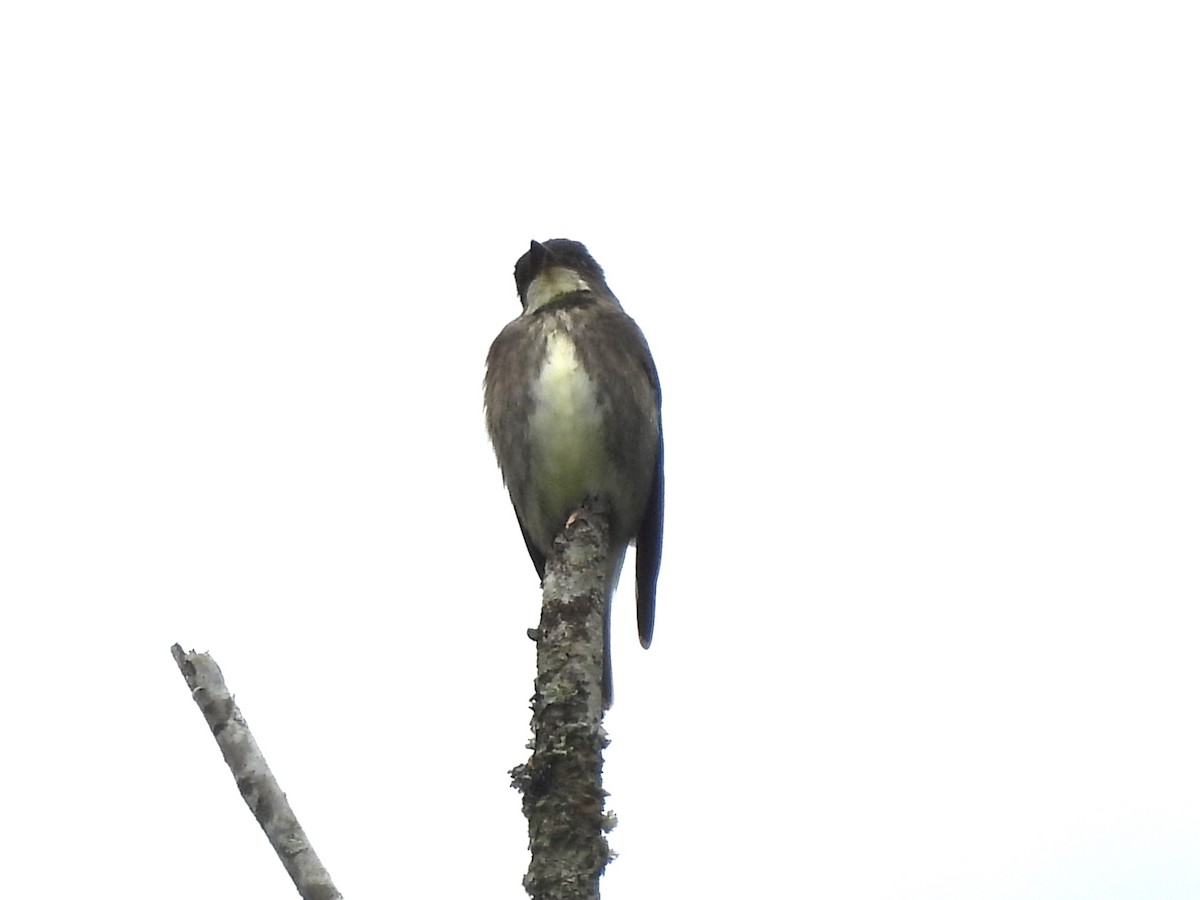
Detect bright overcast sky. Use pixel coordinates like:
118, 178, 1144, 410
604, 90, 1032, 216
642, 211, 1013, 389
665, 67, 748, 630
3, 3, 1198, 898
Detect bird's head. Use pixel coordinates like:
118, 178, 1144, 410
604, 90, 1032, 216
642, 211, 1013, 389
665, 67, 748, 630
515, 239, 608, 313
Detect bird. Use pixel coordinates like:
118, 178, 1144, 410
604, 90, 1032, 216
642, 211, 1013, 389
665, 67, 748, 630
485, 238, 664, 706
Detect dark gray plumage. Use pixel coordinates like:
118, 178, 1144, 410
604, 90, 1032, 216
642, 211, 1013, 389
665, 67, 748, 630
484, 239, 663, 706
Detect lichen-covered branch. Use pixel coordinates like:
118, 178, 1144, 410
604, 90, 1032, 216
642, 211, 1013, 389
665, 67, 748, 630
170, 644, 342, 900
511, 502, 613, 900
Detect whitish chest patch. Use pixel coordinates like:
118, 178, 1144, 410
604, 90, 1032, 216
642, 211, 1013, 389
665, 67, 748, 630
528, 330, 608, 518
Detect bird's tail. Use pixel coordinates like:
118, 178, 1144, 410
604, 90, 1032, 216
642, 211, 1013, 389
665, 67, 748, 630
601, 547, 628, 709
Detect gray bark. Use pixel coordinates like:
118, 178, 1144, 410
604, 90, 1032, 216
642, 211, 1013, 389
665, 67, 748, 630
171, 644, 342, 900
511, 502, 614, 900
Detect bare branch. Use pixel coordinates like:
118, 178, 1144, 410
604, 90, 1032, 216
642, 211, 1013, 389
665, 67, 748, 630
171, 644, 342, 900
511, 501, 613, 900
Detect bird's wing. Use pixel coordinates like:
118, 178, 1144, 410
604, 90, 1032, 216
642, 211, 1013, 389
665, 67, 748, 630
518, 515, 547, 581
584, 303, 664, 651
485, 318, 545, 580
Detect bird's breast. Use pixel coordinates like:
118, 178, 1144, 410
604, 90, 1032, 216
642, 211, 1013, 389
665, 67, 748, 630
528, 330, 609, 522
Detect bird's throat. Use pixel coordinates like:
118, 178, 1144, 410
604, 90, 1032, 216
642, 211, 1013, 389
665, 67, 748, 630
524, 267, 592, 313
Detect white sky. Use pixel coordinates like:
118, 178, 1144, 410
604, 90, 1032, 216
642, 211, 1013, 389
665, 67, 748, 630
3, 2, 1198, 898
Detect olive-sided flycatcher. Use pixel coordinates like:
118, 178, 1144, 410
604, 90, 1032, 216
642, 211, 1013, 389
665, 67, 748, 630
485, 238, 663, 706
